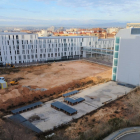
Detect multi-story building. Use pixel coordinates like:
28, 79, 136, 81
0, 32, 114, 64
126, 23, 140, 28
112, 28, 140, 86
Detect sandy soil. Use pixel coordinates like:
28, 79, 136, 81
2, 60, 111, 89
0, 60, 112, 110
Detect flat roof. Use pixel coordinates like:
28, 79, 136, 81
98, 38, 114, 41
38, 36, 97, 39
0, 32, 35, 35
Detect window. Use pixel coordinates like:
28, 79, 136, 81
114, 52, 118, 58
16, 35, 18, 40
115, 45, 119, 51
22, 45, 25, 49
63, 39, 66, 43
114, 59, 118, 66
112, 74, 116, 81
19, 55, 21, 60
27, 55, 30, 59
71, 39, 73, 42
115, 37, 120, 44
22, 50, 25, 54
64, 43, 67, 47
17, 50, 20, 54
17, 40, 19, 44
17, 45, 19, 49
23, 55, 26, 59
113, 67, 117, 73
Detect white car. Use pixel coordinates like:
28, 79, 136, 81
0, 77, 5, 81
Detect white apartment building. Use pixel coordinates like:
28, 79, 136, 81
112, 28, 140, 86
0, 32, 114, 64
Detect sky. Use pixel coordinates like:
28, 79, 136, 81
0, 0, 140, 27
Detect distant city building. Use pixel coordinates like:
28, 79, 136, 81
107, 27, 121, 34
47, 26, 55, 32
53, 28, 116, 39
112, 28, 140, 86
56, 27, 65, 32
126, 23, 140, 28
14, 28, 22, 31
37, 30, 52, 37
0, 32, 114, 64
20, 30, 33, 34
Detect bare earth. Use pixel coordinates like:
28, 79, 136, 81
2, 60, 111, 89
0, 60, 112, 109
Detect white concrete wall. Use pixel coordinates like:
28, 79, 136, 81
112, 28, 140, 86
117, 36, 140, 86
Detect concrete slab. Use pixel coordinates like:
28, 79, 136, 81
21, 81, 132, 132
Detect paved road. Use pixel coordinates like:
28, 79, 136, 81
118, 133, 140, 140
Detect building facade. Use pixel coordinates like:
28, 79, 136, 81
112, 28, 140, 86
126, 23, 140, 28
0, 32, 114, 64
107, 27, 121, 34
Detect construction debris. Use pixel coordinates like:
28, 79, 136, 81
22, 86, 47, 91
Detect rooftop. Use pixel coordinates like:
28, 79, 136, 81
0, 32, 35, 35
116, 28, 140, 37
38, 36, 98, 39
98, 38, 114, 41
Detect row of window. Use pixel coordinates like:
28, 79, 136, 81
1, 35, 36, 40
1, 51, 79, 62
112, 37, 120, 81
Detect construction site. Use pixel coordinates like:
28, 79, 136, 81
0, 60, 111, 109
0, 60, 137, 140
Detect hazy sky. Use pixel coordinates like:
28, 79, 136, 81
0, 0, 140, 26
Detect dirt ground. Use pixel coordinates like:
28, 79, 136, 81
2, 60, 111, 89
0, 60, 112, 110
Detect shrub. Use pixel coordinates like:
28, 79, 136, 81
108, 118, 124, 129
